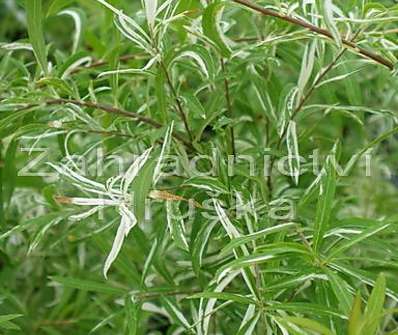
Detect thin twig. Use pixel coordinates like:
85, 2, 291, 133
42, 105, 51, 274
232, 0, 394, 70
220, 59, 236, 157
15, 99, 193, 149
46, 98, 161, 128
50, 125, 136, 139
47, 98, 193, 148
159, 61, 194, 143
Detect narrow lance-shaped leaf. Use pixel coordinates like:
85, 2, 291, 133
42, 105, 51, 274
58, 9, 85, 53
313, 157, 336, 253
278, 316, 334, 335
323, 0, 342, 47
166, 201, 189, 251
0, 314, 22, 331
202, 2, 232, 58
26, 0, 48, 74
103, 204, 138, 278
327, 223, 390, 260
144, 0, 158, 28
348, 293, 363, 335
189, 292, 255, 305
326, 270, 354, 314
286, 121, 300, 185
297, 40, 316, 104
363, 273, 386, 335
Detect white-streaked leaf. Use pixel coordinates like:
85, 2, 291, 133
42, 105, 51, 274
200, 270, 240, 335
162, 298, 191, 330
202, 2, 232, 57
144, 0, 158, 28
0, 42, 33, 51
98, 56, 159, 78
313, 156, 336, 253
58, 9, 83, 53
323, 0, 342, 47
26, 0, 48, 74
286, 121, 300, 185
297, 40, 316, 104
123, 147, 153, 196
153, 122, 174, 184
166, 201, 189, 251
103, 204, 138, 278
173, 51, 209, 78
94, 0, 151, 52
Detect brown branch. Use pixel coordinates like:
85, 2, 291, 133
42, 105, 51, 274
159, 61, 194, 143
43, 99, 193, 149
232, 0, 394, 70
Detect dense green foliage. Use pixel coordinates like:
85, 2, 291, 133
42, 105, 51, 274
1, 0, 398, 334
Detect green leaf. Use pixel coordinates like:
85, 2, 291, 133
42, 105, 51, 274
130, 156, 157, 224
189, 292, 255, 305
363, 273, 386, 335
3, 140, 18, 204
0, 314, 22, 331
237, 312, 260, 335
26, 0, 48, 74
313, 157, 336, 253
220, 222, 297, 256
279, 316, 335, 335
202, 2, 232, 58
191, 219, 218, 274
348, 293, 363, 335
166, 201, 189, 251
161, 297, 191, 330
51, 276, 128, 295
216, 247, 306, 282
286, 121, 300, 185
327, 223, 390, 260
326, 270, 353, 315
184, 176, 229, 194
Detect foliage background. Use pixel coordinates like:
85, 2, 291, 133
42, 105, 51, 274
0, 0, 398, 334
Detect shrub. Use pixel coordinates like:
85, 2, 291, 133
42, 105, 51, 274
1, 0, 398, 334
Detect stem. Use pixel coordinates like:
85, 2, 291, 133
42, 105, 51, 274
220, 59, 236, 157
232, 0, 394, 70
159, 61, 194, 143
42, 99, 193, 149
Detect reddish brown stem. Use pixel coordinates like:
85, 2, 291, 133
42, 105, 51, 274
232, 0, 394, 70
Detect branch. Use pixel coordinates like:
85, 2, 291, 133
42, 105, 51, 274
44, 99, 193, 149
232, 0, 394, 70
159, 61, 194, 143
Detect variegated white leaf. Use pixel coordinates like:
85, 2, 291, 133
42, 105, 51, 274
58, 9, 82, 53
200, 270, 240, 335
122, 147, 153, 196
297, 40, 316, 105
173, 51, 209, 78
286, 121, 301, 185
154, 122, 174, 184
144, 0, 158, 28
98, 55, 159, 78
323, 0, 342, 47
103, 204, 137, 278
